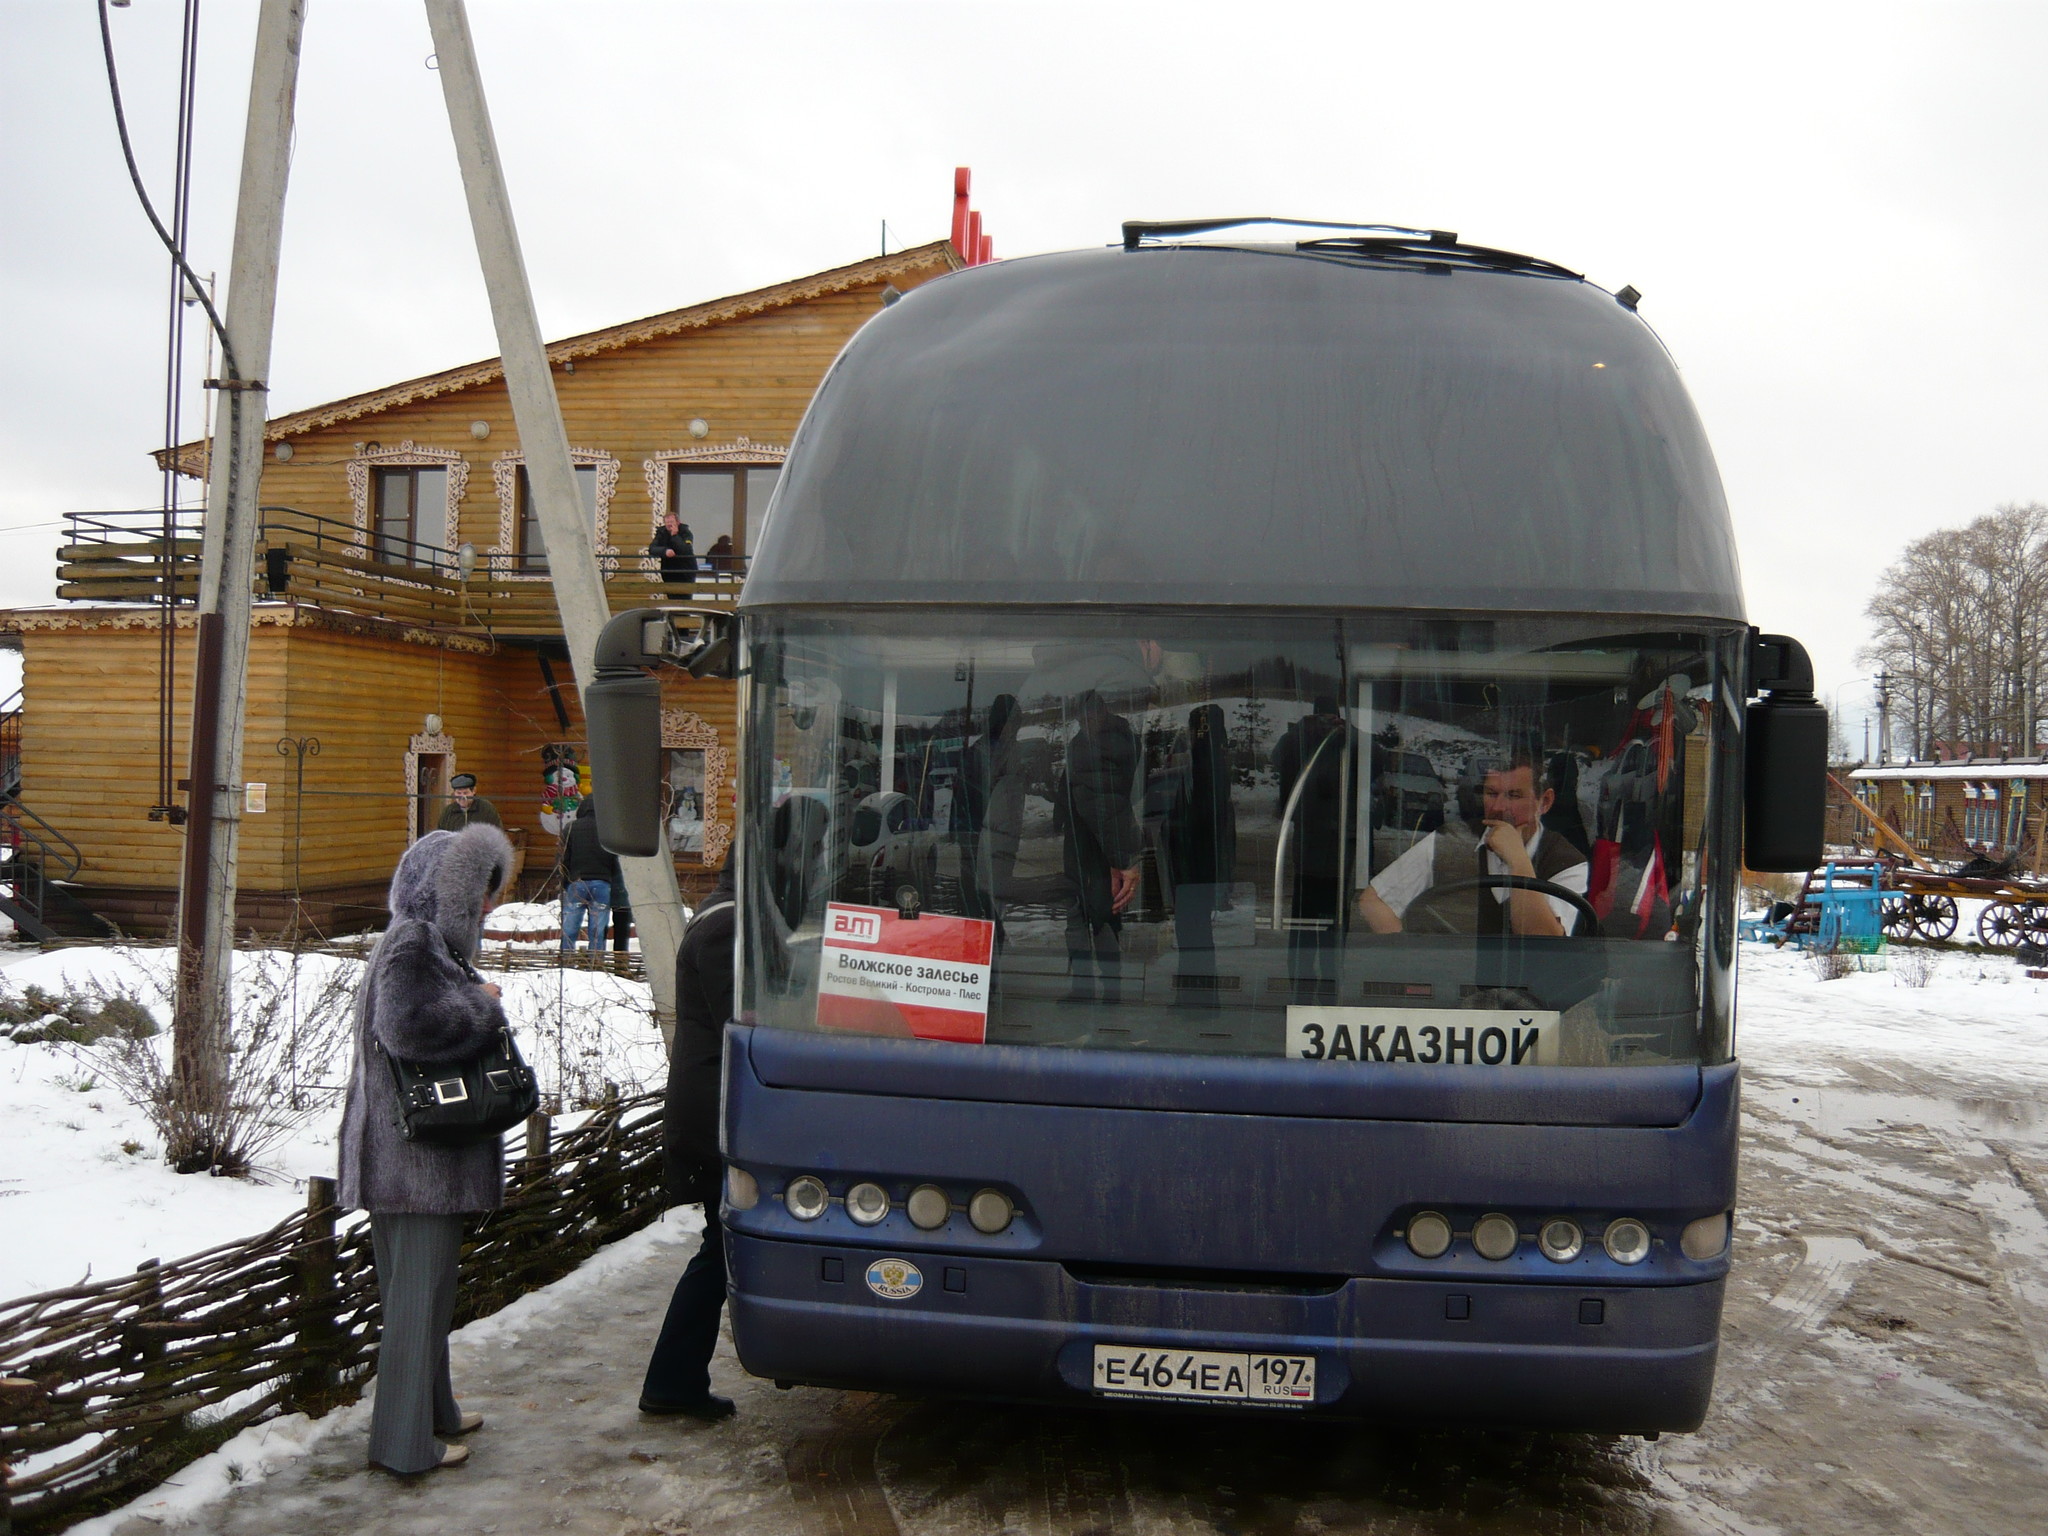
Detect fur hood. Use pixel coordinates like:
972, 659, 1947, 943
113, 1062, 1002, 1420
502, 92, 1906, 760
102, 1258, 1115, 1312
388, 823, 515, 957
337, 822, 516, 1215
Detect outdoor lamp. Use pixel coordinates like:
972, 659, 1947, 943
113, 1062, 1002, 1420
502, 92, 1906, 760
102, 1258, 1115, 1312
457, 543, 477, 580
423, 714, 443, 738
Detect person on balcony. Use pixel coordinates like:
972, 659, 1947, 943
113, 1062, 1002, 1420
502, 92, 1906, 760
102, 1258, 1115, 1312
436, 774, 502, 832
706, 533, 737, 573
648, 512, 697, 589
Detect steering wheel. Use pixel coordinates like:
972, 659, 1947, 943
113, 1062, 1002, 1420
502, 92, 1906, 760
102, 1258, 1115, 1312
1401, 875, 1600, 938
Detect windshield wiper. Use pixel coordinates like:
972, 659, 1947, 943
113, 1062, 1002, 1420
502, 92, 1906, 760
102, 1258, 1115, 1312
1121, 216, 1460, 250
1119, 216, 1582, 281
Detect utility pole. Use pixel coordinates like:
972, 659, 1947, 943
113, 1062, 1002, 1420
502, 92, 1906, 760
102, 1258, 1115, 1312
424, 0, 687, 1022
170, 0, 305, 1173
1875, 669, 1891, 767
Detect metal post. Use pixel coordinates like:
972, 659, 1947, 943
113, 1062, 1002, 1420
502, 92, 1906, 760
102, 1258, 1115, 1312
424, 0, 686, 1024
170, 0, 305, 1169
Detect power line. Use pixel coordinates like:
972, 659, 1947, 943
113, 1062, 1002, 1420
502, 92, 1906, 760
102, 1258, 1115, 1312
96, 0, 236, 380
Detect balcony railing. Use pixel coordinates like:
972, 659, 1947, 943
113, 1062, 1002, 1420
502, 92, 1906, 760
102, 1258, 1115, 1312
53, 508, 746, 635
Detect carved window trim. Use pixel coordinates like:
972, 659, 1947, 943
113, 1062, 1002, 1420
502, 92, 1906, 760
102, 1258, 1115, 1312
404, 731, 456, 845
640, 437, 787, 575
488, 448, 622, 578
345, 443, 470, 553
661, 708, 731, 866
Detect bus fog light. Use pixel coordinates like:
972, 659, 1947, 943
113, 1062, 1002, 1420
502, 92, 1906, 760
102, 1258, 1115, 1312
907, 1185, 951, 1230
1472, 1213, 1519, 1261
968, 1188, 1014, 1234
785, 1176, 829, 1221
1680, 1212, 1729, 1260
726, 1166, 760, 1210
1405, 1211, 1453, 1259
1537, 1218, 1583, 1263
846, 1182, 891, 1226
1603, 1218, 1652, 1265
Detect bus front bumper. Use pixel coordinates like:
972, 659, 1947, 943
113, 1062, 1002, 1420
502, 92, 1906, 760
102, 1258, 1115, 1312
727, 1230, 1723, 1432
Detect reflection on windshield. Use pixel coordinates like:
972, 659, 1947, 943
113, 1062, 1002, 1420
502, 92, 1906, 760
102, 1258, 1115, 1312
744, 617, 1741, 1069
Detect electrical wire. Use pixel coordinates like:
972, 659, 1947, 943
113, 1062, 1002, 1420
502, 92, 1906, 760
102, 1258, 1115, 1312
96, 0, 236, 381
156, 0, 203, 818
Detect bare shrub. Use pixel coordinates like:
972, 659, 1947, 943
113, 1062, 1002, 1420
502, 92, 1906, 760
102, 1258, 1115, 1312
77, 948, 362, 1178
1805, 944, 1857, 982
506, 970, 664, 1110
1891, 945, 1940, 989
0, 982, 158, 1045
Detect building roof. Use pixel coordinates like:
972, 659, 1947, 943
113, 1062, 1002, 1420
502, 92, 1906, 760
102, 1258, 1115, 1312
156, 241, 961, 477
1850, 761, 2048, 781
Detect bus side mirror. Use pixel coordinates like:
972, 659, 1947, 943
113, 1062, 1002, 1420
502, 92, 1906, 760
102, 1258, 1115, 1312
585, 608, 679, 858
1744, 633, 1826, 872
585, 672, 663, 857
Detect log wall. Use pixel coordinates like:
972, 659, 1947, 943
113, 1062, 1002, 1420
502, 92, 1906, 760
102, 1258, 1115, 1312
12, 610, 738, 930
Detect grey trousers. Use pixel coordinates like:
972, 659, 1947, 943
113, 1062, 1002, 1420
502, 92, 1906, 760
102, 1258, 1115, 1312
368, 1212, 466, 1473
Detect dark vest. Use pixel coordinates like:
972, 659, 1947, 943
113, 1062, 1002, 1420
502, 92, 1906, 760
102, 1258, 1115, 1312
1427, 828, 1586, 935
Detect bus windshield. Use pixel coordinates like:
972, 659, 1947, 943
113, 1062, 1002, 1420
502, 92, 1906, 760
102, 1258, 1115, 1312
742, 612, 1743, 1068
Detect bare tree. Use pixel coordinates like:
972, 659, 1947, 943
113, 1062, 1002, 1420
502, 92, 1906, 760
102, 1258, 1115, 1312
1863, 503, 2048, 758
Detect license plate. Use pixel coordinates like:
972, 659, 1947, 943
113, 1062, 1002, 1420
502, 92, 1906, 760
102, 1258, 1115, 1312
1091, 1345, 1315, 1405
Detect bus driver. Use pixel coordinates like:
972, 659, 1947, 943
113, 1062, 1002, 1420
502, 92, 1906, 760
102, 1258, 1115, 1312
1356, 747, 1589, 938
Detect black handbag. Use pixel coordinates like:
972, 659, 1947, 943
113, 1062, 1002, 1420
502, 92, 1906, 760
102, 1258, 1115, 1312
377, 937, 540, 1146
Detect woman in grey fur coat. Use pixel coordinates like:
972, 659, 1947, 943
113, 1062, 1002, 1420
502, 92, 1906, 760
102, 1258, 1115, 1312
339, 823, 516, 1475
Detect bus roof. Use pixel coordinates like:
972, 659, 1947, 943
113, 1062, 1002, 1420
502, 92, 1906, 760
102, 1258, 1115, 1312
743, 238, 1744, 622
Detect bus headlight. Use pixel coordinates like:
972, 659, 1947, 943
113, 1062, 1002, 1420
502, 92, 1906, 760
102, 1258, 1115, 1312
907, 1184, 951, 1230
968, 1188, 1014, 1234
1680, 1212, 1730, 1260
1603, 1217, 1652, 1265
1537, 1218, 1583, 1263
1405, 1211, 1453, 1259
845, 1182, 891, 1226
726, 1166, 760, 1210
1472, 1213, 1520, 1261
785, 1175, 829, 1221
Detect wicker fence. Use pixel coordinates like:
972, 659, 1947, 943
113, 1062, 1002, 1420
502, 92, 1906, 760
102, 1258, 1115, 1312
0, 1091, 667, 1535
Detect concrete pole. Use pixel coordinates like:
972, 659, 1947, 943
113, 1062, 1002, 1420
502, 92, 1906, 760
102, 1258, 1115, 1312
170, 0, 305, 1169
424, 0, 686, 1023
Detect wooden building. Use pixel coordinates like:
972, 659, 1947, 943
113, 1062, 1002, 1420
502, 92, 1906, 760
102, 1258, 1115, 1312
1842, 759, 2048, 869
0, 243, 959, 937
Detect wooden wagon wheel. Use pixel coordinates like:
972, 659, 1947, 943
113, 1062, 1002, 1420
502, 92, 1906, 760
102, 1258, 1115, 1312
1880, 895, 1916, 941
1911, 894, 1959, 941
2023, 902, 2048, 948
1976, 901, 2028, 950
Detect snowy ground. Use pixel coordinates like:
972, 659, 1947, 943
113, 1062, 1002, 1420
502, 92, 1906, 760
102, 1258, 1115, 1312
0, 944, 665, 1304
14, 937, 2048, 1533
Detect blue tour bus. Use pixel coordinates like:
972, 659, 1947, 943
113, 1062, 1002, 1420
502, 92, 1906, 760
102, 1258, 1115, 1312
592, 221, 1825, 1431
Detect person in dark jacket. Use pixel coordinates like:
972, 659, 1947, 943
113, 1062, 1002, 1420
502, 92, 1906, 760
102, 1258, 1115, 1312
639, 863, 738, 1420
1164, 704, 1237, 1001
557, 795, 622, 953
435, 773, 503, 832
338, 823, 516, 1475
647, 512, 696, 588
1059, 690, 1141, 1003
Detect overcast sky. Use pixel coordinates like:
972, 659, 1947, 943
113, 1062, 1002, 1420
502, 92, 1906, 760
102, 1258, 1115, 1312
6, 1, 2047, 744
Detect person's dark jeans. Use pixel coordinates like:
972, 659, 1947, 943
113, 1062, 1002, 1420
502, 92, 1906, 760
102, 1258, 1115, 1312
641, 1218, 727, 1406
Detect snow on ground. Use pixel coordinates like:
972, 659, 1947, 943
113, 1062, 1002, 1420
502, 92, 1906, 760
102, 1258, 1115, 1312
482, 898, 562, 938
1737, 938, 2048, 1104
0, 944, 663, 1303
